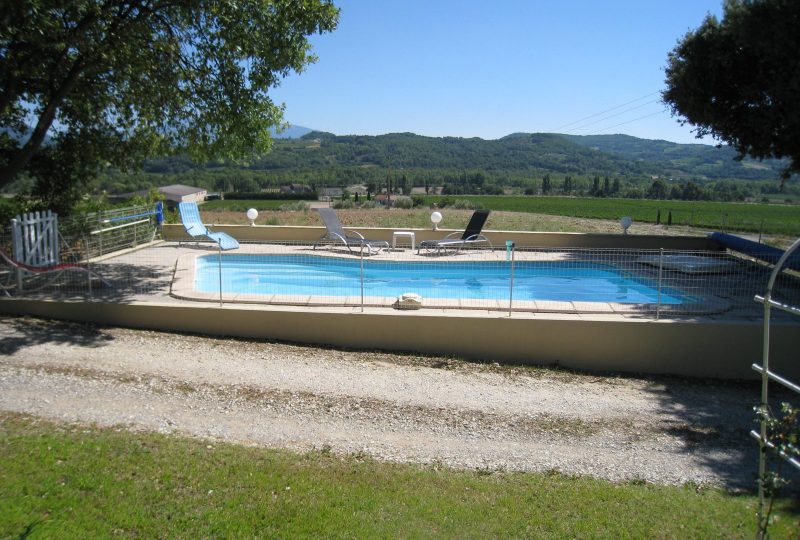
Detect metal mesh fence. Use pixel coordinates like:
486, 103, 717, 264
3, 229, 799, 320
60, 204, 162, 259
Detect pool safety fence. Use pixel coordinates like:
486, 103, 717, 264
61, 203, 163, 260
2, 236, 799, 320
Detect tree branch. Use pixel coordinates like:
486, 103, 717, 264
0, 56, 87, 188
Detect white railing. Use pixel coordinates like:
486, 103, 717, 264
750, 236, 800, 537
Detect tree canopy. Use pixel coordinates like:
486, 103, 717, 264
663, 0, 800, 181
0, 0, 339, 211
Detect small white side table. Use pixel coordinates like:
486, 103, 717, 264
392, 231, 415, 250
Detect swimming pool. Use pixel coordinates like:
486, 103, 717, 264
194, 254, 690, 305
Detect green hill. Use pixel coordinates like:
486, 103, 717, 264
235, 131, 649, 176
112, 131, 794, 198
143, 131, 784, 181
561, 133, 786, 180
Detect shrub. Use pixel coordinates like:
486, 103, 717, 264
332, 199, 354, 209
391, 198, 413, 209
224, 191, 317, 201
279, 201, 310, 212
452, 199, 483, 210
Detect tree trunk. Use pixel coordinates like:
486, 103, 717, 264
0, 58, 86, 190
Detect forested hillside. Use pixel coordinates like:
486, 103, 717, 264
83, 131, 795, 200
561, 134, 786, 180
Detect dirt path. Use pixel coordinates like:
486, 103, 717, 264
0, 316, 762, 490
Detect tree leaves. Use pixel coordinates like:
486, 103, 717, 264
663, 0, 800, 181
0, 0, 339, 210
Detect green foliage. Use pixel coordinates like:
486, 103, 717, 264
0, 196, 28, 226
564, 134, 789, 181
647, 180, 668, 199
278, 201, 310, 212
250, 131, 788, 181
224, 191, 317, 201
92, 131, 800, 208
663, 0, 800, 179
0, 0, 339, 206
201, 199, 288, 212
331, 199, 354, 209
410, 195, 427, 207
391, 197, 413, 209
2, 413, 798, 538
451, 199, 481, 210
754, 402, 800, 537
414, 195, 800, 236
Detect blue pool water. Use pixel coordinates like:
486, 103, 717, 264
196, 254, 689, 304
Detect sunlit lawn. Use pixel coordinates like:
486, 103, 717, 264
2, 413, 798, 538
196, 195, 800, 237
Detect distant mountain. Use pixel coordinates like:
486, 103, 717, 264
140, 131, 787, 182
258, 131, 648, 175
561, 133, 786, 180
270, 124, 313, 139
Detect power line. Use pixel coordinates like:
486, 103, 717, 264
563, 99, 661, 134
550, 91, 661, 132
586, 108, 667, 135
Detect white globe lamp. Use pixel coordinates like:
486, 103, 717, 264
620, 216, 632, 235
246, 208, 258, 226
431, 211, 443, 231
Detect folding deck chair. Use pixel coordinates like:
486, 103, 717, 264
178, 202, 239, 251
418, 209, 492, 255
314, 208, 389, 255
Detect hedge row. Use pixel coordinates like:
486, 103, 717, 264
223, 191, 318, 201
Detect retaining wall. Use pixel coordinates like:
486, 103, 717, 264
1, 299, 794, 381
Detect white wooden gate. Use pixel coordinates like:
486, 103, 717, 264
11, 210, 60, 266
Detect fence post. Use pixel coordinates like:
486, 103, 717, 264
656, 248, 664, 320
98, 212, 104, 257
507, 241, 515, 317
360, 242, 365, 312
11, 218, 22, 291
218, 242, 223, 307
85, 237, 93, 300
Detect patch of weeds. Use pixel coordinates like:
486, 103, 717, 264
476, 464, 506, 477
174, 382, 196, 395
683, 481, 706, 494
351, 449, 369, 461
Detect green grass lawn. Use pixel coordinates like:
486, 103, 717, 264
2, 413, 797, 538
199, 196, 800, 237
202, 199, 290, 211
420, 196, 800, 236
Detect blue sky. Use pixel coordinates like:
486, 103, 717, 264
271, 0, 724, 144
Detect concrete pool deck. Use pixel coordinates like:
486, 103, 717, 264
1, 237, 799, 380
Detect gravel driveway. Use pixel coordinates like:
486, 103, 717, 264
0, 315, 764, 490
